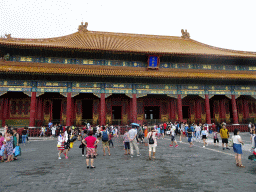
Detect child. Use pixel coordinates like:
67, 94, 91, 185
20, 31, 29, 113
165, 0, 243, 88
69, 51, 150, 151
0, 140, 6, 162
123, 129, 130, 155
109, 132, 114, 147
213, 129, 219, 146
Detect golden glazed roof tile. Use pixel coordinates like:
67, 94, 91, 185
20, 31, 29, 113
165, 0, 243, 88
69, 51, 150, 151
1, 30, 256, 58
1, 60, 256, 80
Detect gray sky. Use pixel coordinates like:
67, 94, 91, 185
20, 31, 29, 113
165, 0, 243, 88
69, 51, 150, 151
1, 0, 256, 52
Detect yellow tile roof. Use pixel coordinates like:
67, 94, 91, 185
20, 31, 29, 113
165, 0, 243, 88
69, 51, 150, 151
1, 30, 256, 58
1, 60, 256, 80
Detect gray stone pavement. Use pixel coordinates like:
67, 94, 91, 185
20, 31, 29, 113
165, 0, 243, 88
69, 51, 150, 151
0, 133, 256, 192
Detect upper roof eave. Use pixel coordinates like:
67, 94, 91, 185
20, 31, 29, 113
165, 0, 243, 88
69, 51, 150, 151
1, 30, 256, 58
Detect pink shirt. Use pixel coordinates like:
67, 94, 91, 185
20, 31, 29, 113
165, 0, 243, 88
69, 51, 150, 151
0, 136, 4, 147
84, 136, 97, 148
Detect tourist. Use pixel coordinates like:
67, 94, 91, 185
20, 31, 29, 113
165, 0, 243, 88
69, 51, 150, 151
123, 129, 130, 155
101, 126, 111, 156
64, 127, 72, 159
57, 131, 65, 159
82, 130, 99, 169
128, 126, 141, 157
201, 127, 208, 147
22, 128, 27, 145
12, 128, 19, 147
249, 122, 255, 143
147, 128, 157, 160
232, 129, 245, 168
162, 123, 167, 139
81, 130, 88, 156
40, 126, 45, 137
5, 129, 13, 162
25, 127, 30, 143
220, 124, 230, 150
185, 123, 189, 137
169, 125, 178, 148
187, 125, 193, 147
195, 123, 201, 142
0, 133, 5, 162
0, 140, 6, 162
251, 130, 256, 149
213, 129, 219, 146
108, 132, 114, 147
51, 124, 57, 137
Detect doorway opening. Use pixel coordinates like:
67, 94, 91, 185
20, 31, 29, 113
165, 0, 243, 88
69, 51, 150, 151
144, 106, 160, 119
182, 106, 189, 119
82, 100, 93, 119
112, 106, 122, 119
52, 99, 62, 120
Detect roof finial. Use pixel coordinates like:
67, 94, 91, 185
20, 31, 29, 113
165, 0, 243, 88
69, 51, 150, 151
5, 34, 12, 39
78, 22, 88, 32
181, 29, 190, 39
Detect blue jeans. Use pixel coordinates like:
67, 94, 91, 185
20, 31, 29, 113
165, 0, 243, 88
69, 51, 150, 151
22, 135, 26, 144
196, 132, 200, 140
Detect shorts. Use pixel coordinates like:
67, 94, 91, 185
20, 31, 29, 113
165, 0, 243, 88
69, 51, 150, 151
124, 142, 130, 150
86, 148, 96, 158
161, 129, 165, 134
202, 135, 207, 139
148, 144, 156, 152
171, 135, 175, 141
222, 138, 228, 144
64, 142, 70, 149
233, 143, 242, 154
102, 141, 109, 148
214, 138, 219, 143
188, 137, 192, 143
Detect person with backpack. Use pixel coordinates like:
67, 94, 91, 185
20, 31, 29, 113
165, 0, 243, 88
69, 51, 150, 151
147, 128, 157, 160
101, 126, 111, 156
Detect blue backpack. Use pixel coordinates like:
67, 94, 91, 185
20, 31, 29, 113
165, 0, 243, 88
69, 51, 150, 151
102, 131, 108, 141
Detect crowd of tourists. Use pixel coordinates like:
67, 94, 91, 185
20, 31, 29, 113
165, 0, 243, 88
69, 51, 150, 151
0, 125, 27, 162
53, 121, 255, 169
1, 121, 255, 168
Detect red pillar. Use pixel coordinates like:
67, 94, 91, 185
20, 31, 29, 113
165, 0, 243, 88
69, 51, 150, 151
3, 98, 9, 126
29, 92, 37, 127
100, 93, 106, 125
205, 94, 211, 124
243, 100, 249, 120
177, 94, 183, 122
132, 94, 137, 123
66, 92, 72, 126
231, 95, 238, 124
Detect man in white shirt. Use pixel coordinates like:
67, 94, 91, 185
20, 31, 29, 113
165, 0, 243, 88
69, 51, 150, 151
169, 125, 178, 147
128, 127, 141, 157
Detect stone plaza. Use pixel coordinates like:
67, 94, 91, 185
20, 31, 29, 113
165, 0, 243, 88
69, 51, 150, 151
0, 133, 255, 192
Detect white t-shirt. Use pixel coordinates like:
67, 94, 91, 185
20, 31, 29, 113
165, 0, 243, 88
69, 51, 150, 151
171, 127, 176, 136
128, 128, 137, 140
233, 135, 241, 144
195, 126, 201, 132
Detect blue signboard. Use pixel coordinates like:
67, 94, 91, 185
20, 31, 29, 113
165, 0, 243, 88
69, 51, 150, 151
148, 56, 158, 68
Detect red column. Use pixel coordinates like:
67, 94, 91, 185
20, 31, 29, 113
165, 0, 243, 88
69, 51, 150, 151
29, 92, 37, 127
66, 92, 72, 126
231, 95, 238, 124
100, 93, 106, 125
177, 94, 183, 122
205, 94, 211, 124
132, 94, 137, 123
243, 100, 249, 120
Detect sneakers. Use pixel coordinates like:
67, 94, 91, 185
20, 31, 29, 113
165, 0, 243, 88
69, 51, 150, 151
131, 155, 133, 157
65, 156, 68, 159
58, 157, 61, 160
82, 155, 85, 157
223, 148, 225, 150
169, 145, 173, 147
203, 146, 205, 148
137, 154, 141, 157
175, 145, 178, 148
226, 148, 230, 150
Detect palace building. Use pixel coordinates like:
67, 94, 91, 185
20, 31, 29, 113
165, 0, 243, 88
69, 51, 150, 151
1, 22, 256, 127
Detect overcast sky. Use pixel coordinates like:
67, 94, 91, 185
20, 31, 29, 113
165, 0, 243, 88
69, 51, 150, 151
1, 0, 256, 52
